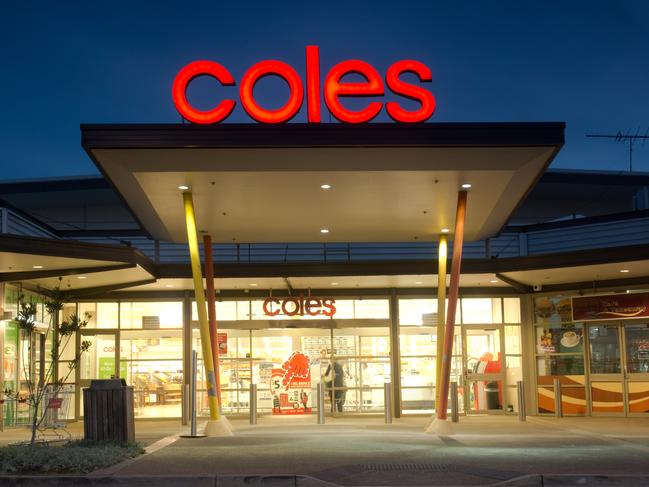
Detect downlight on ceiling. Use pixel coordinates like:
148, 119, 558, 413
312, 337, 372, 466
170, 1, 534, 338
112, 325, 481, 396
320, 184, 331, 189
178, 185, 189, 190
320, 228, 330, 234
461, 183, 472, 189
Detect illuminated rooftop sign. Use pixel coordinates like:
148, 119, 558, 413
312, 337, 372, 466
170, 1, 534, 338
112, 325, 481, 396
172, 45, 435, 124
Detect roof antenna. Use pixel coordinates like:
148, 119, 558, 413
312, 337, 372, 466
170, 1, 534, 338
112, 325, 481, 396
586, 128, 649, 172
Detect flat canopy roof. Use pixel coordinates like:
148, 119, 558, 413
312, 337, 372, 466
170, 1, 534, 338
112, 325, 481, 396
82, 123, 564, 243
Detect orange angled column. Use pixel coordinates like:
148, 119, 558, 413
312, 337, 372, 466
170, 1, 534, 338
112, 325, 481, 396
203, 234, 222, 406
436, 190, 468, 421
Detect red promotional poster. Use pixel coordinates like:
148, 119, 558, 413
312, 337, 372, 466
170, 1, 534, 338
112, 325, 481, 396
217, 332, 227, 355
572, 292, 649, 321
270, 351, 312, 415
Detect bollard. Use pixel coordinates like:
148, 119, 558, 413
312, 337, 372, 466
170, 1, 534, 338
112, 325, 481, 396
384, 382, 392, 424
183, 384, 190, 425
517, 381, 526, 421
250, 384, 257, 425
450, 382, 459, 423
180, 350, 204, 438
317, 382, 325, 424
553, 378, 562, 418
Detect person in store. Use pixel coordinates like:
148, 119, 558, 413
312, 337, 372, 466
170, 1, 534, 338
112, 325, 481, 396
323, 360, 346, 412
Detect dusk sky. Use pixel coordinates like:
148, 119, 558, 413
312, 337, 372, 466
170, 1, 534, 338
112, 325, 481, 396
1, 1, 648, 179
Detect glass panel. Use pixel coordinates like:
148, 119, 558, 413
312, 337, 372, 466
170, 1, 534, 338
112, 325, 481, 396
121, 302, 183, 329
130, 360, 182, 418
461, 298, 501, 324
96, 303, 119, 329
628, 382, 649, 413
503, 298, 521, 323
467, 380, 502, 411
537, 385, 587, 415
79, 334, 116, 380
625, 324, 649, 374
506, 355, 522, 382
465, 328, 501, 374
536, 356, 585, 378
505, 326, 521, 354
398, 299, 436, 326
215, 301, 238, 321
591, 382, 624, 413
536, 323, 584, 354
78, 303, 97, 328
353, 300, 389, 319
589, 325, 621, 374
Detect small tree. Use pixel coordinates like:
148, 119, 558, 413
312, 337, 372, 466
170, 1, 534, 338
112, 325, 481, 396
4, 284, 91, 446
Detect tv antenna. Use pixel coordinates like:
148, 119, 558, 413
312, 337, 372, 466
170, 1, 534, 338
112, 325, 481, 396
586, 129, 649, 172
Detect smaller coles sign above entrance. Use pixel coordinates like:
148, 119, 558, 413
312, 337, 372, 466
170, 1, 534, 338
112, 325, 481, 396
172, 46, 436, 125
263, 296, 336, 317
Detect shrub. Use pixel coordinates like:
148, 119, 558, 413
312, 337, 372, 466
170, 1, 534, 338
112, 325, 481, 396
0, 440, 144, 474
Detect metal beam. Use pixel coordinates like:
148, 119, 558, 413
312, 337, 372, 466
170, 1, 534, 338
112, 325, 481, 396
496, 273, 532, 293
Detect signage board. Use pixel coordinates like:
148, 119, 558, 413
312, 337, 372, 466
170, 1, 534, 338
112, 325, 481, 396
572, 292, 649, 322
173, 45, 435, 125
263, 296, 336, 317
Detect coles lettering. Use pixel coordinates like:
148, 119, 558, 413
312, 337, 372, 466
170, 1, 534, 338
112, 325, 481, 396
172, 45, 435, 125
263, 296, 336, 317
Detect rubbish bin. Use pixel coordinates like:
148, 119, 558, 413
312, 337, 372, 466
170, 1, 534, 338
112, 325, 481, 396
485, 381, 501, 410
83, 379, 135, 443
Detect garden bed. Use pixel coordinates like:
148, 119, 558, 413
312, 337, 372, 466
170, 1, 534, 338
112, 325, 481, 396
0, 440, 144, 474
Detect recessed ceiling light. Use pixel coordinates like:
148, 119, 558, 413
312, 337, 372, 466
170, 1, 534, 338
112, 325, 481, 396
490, 279, 498, 283
626, 290, 631, 294
320, 184, 331, 189
620, 269, 630, 273
320, 228, 330, 234
165, 284, 174, 288
331, 282, 339, 286
441, 228, 450, 234
178, 185, 189, 191
77, 276, 87, 280
461, 183, 472, 189
250, 283, 258, 287
415, 281, 423, 285
32, 265, 43, 269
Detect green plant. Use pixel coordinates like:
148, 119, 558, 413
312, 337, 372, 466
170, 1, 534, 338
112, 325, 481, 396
0, 441, 144, 474
4, 281, 91, 446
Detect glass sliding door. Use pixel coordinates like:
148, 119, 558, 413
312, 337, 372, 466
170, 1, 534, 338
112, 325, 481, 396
587, 324, 625, 415
623, 323, 649, 416
463, 326, 505, 413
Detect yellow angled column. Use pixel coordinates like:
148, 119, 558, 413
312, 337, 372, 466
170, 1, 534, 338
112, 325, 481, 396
183, 191, 231, 435
435, 234, 447, 411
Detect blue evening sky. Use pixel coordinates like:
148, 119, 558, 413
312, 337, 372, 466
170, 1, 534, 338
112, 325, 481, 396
1, 1, 648, 179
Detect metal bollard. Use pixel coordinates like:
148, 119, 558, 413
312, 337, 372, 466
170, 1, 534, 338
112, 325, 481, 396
553, 378, 562, 418
516, 381, 526, 421
183, 384, 190, 425
180, 350, 204, 438
250, 384, 257, 425
317, 382, 325, 424
384, 382, 392, 424
450, 382, 459, 423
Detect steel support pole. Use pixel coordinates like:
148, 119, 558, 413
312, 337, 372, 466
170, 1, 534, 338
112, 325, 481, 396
517, 380, 526, 421
435, 234, 448, 412
436, 191, 468, 420
190, 350, 198, 436
317, 382, 325, 424
554, 378, 562, 417
183, 191, 219, 421
203, 234, 222, 408
384, 382, 392, 424
250, 384, 257, 425
450, 382, 459, 422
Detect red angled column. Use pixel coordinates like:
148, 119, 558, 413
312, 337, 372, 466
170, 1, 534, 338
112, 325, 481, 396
436, 191, 468, 420
203, 234, 222, 405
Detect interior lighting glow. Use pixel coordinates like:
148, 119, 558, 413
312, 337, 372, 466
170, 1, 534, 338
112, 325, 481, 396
330, 282, 339, 286
620, 269, 630, 273
490, 279, 498, 283
32, 265, 44, 269
165, 284, 174, 288
415, 281, 423, 285
320, 228, 330, 234
461, 183, 472, 189
441, 228, 449, 233
77, 276, 87, 280
178, 185, 190, 190
250, 283, 258, 287
320, 184, 331, 189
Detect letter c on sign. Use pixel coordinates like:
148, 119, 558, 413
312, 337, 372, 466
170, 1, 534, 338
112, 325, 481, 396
172, 60, 236, 124
263, 298, 281, 316
240, 60, 304, 124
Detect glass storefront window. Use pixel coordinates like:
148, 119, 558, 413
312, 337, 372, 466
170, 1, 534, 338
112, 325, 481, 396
121, 302, 182, 329
503, 298, 521, 323
505, 326, 522, 354
625, 324, 649, 373
536, 356, 585, 377
462, 298, 502, 324
398, 299, 436, 326
353, 300, 390, 319
506, 355, 522, 382
588, 325, 621, 374
78, 302, 118, 329
536, 323, 584, 354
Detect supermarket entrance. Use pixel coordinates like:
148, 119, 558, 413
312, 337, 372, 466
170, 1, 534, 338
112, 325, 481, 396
193, 321, 391, 418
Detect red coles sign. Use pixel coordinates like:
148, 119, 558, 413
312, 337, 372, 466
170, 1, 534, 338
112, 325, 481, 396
263, 296, 336, 317
172, 46, 436, 125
